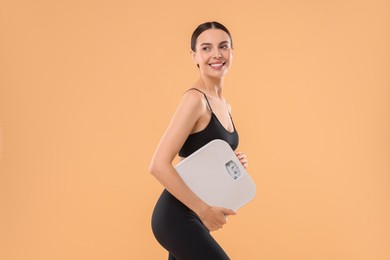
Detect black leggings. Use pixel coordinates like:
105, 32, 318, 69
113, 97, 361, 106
151, 189, 230, 260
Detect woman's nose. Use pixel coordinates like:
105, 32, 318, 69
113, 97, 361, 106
213, 49, 222, 58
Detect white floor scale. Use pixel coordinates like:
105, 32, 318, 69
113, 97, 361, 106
175, 139, 256, 211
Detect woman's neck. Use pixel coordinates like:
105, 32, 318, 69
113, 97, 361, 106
197, 76, 225, 99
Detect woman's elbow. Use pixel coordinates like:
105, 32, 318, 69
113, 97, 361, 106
149, 153, 174, 177
149, 159, 166, 177
149, 161, 159, 176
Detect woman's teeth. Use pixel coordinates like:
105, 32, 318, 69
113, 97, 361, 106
210, 63, 225, 68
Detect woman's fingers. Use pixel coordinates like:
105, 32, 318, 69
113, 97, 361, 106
222, 208, 237, 216
201, 207, 237, 232
235, 151, 249, 168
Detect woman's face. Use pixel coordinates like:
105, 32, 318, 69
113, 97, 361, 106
192, 29, 233, 78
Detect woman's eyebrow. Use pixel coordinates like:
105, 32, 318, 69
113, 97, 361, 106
200, 41, 230, 46
219, 41, 230, 45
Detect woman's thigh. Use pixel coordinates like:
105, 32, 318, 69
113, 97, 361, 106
152, 190, 230, 260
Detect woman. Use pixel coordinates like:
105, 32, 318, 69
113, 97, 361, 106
150, 21, 248, 260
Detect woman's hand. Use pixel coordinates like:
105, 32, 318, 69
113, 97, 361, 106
235, 150, 248, 169
198, 206, 237, 232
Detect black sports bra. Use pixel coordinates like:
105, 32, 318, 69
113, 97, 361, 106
178, 88, 239, 157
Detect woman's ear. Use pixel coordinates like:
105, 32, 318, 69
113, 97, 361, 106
190, 50, 199, 67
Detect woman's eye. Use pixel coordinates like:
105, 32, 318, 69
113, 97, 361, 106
202, 47, 211, 51
220, 45, 228, 49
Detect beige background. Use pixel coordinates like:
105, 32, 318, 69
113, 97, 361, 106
1, 0, 389, 259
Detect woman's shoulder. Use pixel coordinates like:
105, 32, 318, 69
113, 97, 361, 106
181, 88, 208, 104
176, 87, 208, 113
183, 87, 207, 98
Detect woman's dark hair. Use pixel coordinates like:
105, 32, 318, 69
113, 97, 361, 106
191, 21, 233, 51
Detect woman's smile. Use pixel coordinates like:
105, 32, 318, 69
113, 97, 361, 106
209, 61, 226, 70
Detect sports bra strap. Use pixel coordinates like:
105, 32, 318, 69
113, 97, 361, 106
186, 88, 213, 112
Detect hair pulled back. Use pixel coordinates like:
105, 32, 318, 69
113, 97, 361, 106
191, 21, 233, 52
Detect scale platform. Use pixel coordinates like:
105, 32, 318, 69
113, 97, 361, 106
175, 139, 256, 211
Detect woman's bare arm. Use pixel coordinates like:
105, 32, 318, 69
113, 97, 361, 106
149, 90, 236, 231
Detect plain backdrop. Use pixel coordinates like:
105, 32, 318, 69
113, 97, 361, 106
1, 0, 389, 259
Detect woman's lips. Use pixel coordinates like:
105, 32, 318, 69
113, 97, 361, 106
209, 62, 226, 70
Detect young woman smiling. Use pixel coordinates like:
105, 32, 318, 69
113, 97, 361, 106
150, 21, 248, 260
